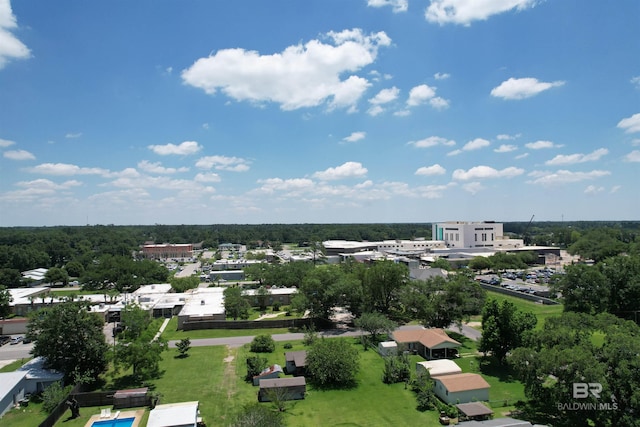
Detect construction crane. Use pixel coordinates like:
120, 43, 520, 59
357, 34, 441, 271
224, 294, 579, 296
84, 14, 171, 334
522, 214, 535, 245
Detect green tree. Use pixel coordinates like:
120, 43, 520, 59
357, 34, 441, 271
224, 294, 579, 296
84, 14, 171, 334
418, 275, 485, 329
64, 260, 84, 278
553, 263, 609, 314
255, 286, 270, 311
176, 337, 191, 358
478, 299, 536, 363
250, 334, 275, 353
354, 312, 397, 344
41, 381, 72, 413
169, 276, 200, 293
0, 268, 23, 288
430, 258, 451, 271
362, 261, 408, 314
246, 355, 268, 381
224, 286, 250, 320
27, 301, 108, 383
0, 285, 12, 320
306, 338, 359, 388
44, 267, 69, 286
468, 256, 492, 271
299, 266, 342, 319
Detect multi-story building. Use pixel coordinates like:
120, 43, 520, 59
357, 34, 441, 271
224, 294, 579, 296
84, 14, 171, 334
432, 221, 521, 249
141, 243, 193, 259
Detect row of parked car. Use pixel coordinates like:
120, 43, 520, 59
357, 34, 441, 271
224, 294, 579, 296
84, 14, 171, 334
0, 335, 30, 346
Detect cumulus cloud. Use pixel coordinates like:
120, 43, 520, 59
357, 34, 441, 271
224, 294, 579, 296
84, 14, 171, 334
494, 144, 517, 153
462, 138, 490, 151
195, 155, 250, 172
452, 165, 524, 180
181, 29, 391, 111
584, 185, 604, 195
434, 72, 450, 80
0, 138, 15, 147
255, 177, 315, 195
15, 178, 81, 191
527, 169, 610, 185
366, 0, 408, 13
624, 150, 640, 162
369, 87, 400, 105
425, 0, 539, 26
515, 153, 529, 159
137, 160, 189, 174
408, 136, 456, 148
415, 164, 446, 176
545, 148, 608, 166
343, 131, 366, 143
447, 149, 462, 156
525, 140, 562, 150
462, 182, 485, 195
631, 76, 640, 90
148, 141, 202, 156
0, 0, 31, 69
194, 172, 221, 183
617, 113, 640, 134
406, 84, 449, 109
491, 77, 565, 100
313, 161, 368, 181
26, 163, 110, 176
4, 149, 34, 160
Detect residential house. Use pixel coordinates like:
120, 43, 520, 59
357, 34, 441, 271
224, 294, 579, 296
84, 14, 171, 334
0, 372, 27, 418
392, 328, 461, 359
433, 373, 490, 404
416, 359, 462, 377
147, 401, 201, 427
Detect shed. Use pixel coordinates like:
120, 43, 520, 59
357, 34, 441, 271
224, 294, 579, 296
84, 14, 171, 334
416, 359, 462, 377
433, 373, 490, 404
258, 377, 306, 402
147, 401, 200, 427
253, 364, 284, 386
378, 341, 398, 357
456, 402, 494, 421
113, 387, 149, 409
284, 350, 307, 376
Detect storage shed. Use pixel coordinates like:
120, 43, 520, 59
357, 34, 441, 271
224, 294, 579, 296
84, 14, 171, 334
378, 341, 398, 357
258, 377, 306, 402
284, 351, 307, 376
147, 401, 200, 427
253, 364, 283, 386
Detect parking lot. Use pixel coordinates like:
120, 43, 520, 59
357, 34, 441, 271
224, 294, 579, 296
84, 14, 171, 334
0, 334, 34, 362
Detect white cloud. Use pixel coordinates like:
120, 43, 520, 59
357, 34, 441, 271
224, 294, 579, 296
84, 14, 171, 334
26, 163, 110, 176
343, 131, 366, 143
3, 149, 34, 160
313, 161, 368, 181
0, 138, 15, 147
15, 178, 81, 191
462, 138, 490, 151
447, 149, 462, 156
65, 132, 82, 139
545, 148, 608, 166
202, 123, 210, 130
434, 72, 450, 80
491, 77, 565, 100
452, 165, 524, 180
631, 76, 640, 90
366, 0, 408, 13
429, 97, 450, 110
137, 160, 189, 174
0, 0, 31, 69
515, 153, 529, 159
415, 164, 446, 176
624, 150, 640, 162
256, 177, 315, 194
195, 155, 250, 172
617, 113, 640, 134
408, 136, 456, 148
425, 0, 539, 26
610, 185, 621, 193
527, 169, 610, 185
369, 87, 400, 105
367, 105, 385, 116
182, 29, 391, 111
633, 139, 640, 146
494, 144, 517, 153
462, 182, 485, 194
407, 84, 435, 106
497, 133, 520, 140
194, 172, 221, 183
148, 141, 202, 156
525, 140, 562, 150
584, 185, 604, 195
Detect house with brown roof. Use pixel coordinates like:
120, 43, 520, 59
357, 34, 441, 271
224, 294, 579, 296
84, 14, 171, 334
433, 373, 490, 404
258, 377, 306, 402
392, 328, 461, 359
284, 351, 307, 376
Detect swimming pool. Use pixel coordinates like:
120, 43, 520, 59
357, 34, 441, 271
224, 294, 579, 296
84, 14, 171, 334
90, 417, 135, 427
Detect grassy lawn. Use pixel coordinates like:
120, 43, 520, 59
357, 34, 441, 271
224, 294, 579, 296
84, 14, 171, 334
161, 316, 296, 341
483, 290, 563, 329
0, 358, 31, 372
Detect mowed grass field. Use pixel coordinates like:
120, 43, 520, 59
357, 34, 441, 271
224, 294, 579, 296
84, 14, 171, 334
480, 290, 564, 329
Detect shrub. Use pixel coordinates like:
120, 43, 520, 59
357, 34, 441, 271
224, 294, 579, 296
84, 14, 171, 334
250, 334, 276, 353
283, 342, 293, 349
246, 355, 268, 381
272, 302, 281, 311
302, 324, 318, 346
41, 381, 71, 413
382, 354, 411, 384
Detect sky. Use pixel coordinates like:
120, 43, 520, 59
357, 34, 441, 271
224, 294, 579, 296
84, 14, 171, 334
0, 0, 639, 226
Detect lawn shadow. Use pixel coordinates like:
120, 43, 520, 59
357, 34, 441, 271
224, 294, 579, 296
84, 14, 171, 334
479, 356, 517, 382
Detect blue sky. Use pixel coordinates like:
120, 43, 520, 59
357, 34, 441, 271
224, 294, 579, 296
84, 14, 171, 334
0, 0, 638, 226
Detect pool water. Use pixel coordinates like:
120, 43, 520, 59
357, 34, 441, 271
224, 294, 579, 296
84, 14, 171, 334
90, 417, 135, 427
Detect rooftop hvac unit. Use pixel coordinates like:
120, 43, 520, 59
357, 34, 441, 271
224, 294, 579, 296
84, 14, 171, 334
201, 300, 205, 305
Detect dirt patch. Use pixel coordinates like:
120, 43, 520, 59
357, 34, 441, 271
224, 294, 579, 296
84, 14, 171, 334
466, 321, 482, 327
222, 346, 237, 400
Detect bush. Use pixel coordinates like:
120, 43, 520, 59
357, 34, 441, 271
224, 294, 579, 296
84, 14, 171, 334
382, 354, 411, 384
41, 381, 71, 413
272, 302, 281, 311
283, 342, 293, 349
246, 355, 268, 381
250, 334, 276, 353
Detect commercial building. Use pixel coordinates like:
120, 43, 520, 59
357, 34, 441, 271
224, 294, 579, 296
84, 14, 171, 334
141, 243, 193, 260
432, 221, 522, 249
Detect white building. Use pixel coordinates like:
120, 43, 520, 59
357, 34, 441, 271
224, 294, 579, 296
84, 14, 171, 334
432, 221, 524, 250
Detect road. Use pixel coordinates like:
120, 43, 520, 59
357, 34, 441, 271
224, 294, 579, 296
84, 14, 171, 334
0, 341, 33, 362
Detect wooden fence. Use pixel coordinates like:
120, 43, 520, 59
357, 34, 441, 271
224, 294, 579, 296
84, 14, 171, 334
182, 317, 315, 331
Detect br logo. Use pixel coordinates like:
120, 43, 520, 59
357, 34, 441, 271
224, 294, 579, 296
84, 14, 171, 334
573, 383, 602, 399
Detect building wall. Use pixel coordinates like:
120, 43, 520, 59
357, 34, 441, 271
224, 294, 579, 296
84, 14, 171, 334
433, 222, 504, 249
142, 244, 193, 259
434, 381, 489, 404
0, 374, 26, 418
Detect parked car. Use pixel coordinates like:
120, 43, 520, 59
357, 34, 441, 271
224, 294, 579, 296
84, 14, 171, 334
0, 336, 10, 346
10, 336, 23, 345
